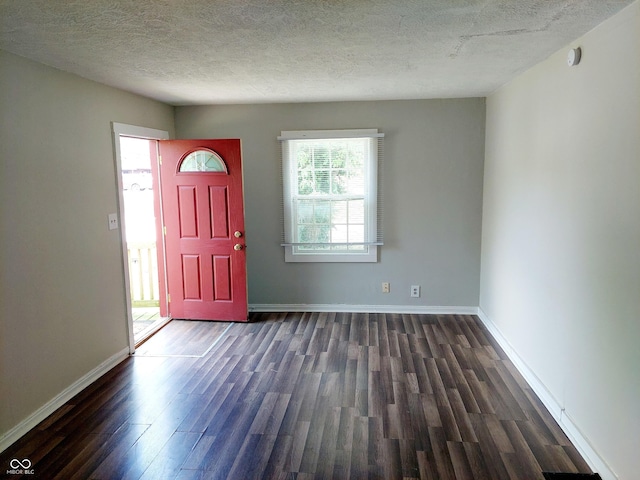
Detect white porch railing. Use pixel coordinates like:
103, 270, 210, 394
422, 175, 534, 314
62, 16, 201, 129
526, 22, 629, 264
127, 242, 160, 307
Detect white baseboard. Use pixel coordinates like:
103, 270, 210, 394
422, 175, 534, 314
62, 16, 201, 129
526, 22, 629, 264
476, 308, 618, 480
249, 304, 479, 315
0, 347, 130, 454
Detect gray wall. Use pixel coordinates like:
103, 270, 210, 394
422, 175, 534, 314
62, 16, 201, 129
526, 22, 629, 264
176, 99, 486, 308
0, 50, 175, 437
480, 2, 640, 479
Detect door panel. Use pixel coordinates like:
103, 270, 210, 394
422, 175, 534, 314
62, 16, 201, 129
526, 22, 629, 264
178, 186, 199, 238
182, 255, 202, 300
209, 186, 229, 238
160, 139, 247, 321
213, 255, 232, 300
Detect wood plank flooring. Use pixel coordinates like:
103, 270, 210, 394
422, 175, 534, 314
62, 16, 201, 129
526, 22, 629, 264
1, 312, 593, 479
135, 320, 231, 357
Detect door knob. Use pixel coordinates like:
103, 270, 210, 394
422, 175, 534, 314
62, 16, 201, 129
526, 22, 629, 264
234, 244, 244, 251
234, 231, 243, 238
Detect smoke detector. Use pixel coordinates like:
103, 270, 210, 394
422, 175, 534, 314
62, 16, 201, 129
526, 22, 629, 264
567, 47, 582, 66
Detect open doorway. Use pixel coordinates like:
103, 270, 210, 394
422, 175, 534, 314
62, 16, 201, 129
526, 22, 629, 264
120, 137, 166, 342
112, 123, 170, 351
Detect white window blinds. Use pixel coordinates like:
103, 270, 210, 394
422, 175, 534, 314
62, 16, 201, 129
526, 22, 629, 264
279, 129, 384, 263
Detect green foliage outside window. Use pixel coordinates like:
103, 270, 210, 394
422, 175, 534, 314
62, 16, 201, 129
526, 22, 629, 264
293, 139, 367, 251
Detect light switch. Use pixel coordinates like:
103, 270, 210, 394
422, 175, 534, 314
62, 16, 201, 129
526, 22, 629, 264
108, 213, 118, 230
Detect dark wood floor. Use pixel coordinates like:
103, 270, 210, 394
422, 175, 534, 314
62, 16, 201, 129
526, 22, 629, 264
1, 312, 592, 479
135, 320, 231, 357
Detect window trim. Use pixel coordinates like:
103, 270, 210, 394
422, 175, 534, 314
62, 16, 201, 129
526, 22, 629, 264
279, 129, 382, 263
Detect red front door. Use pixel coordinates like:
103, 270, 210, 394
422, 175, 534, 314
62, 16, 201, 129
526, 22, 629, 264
159, 139, 248, 322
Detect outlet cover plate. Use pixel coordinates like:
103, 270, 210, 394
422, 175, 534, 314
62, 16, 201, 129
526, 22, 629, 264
108, 213, 118, 230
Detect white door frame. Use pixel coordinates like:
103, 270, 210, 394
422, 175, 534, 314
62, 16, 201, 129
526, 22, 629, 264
111, 122, 170, 353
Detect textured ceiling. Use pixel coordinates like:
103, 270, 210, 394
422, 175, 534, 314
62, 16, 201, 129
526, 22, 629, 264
0, 1, 635, 105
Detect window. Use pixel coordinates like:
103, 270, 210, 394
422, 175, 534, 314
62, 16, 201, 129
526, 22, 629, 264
179, 149, 227, 172
280, 129, 383, 262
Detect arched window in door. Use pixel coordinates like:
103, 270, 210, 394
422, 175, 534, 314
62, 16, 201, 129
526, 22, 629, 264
179, 149, 228, 173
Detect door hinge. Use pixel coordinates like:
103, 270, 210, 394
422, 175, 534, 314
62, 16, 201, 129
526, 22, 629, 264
167, 294, 170, 303
163, 226, 167, 236
159, 155, 162, 165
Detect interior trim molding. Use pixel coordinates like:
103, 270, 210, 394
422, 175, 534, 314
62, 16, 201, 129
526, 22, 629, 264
249, 304, 479, 315
476, 308, 618, 480
0, 347, 130, 454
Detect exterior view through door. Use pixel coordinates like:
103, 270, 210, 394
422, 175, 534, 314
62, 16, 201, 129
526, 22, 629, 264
119, 136, 167, 342
159, 139, 248, 322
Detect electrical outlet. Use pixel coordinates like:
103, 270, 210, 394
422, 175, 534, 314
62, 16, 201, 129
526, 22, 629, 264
382, 282, 390, 293
108, 213, 118, 230
410, 285, 420, 298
